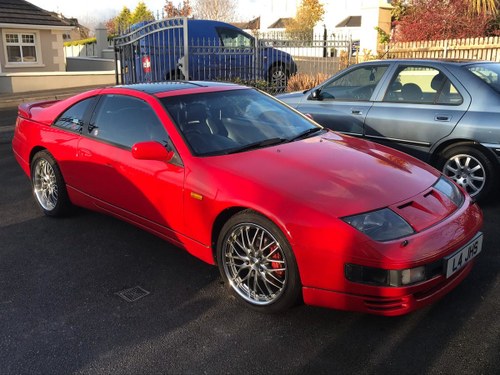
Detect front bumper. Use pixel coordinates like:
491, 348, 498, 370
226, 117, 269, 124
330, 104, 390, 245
303, 259, 475, 316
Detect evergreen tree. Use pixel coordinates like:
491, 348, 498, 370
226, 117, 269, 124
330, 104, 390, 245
131, 1, 155, 24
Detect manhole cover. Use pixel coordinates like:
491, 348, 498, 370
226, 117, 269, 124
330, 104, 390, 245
115, 286, 150, 302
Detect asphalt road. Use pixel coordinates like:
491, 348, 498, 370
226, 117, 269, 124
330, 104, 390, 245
0, 124, 499, 374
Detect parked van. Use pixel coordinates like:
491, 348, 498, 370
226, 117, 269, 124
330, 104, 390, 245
118, 18, 297, 90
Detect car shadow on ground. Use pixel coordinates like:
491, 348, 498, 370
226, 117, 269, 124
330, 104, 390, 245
1, 143, 498, 373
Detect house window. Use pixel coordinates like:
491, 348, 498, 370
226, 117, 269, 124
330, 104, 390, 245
4, 31, 38, 63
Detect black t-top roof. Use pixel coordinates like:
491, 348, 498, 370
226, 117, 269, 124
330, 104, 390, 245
118, 81, 239, 94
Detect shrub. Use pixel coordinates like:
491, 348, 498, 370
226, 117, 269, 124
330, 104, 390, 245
286, 72, 329, 92
217, 77, 274, 93
63, 37, 97, 47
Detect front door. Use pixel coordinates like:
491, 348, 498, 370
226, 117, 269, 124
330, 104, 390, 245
296, 63, 390, 136
76, 94, 185, 239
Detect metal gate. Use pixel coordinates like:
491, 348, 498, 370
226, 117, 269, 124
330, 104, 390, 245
114, 17, 353, 93
114, 18, 189, 85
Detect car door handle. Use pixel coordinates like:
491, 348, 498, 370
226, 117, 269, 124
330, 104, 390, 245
351, 109, 363, 115
435, 114, 451, 122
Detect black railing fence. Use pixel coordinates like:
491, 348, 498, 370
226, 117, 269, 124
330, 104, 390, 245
114, 17, 353, 93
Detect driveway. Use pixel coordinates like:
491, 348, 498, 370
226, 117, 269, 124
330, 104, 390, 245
0, 127, 499, 374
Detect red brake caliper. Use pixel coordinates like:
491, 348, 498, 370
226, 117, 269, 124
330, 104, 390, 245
269, 245, 284, 278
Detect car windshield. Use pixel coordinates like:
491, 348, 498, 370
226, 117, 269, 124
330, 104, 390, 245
160, 89, 322, 156
465, 63, 500, 94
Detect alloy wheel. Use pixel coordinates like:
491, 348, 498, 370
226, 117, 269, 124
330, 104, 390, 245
222, 223, 288, 306
33, 158, 58, 211
442, 153, 485, 198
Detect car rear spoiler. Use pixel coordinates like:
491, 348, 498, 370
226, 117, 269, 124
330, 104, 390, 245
18, 99, 60, 119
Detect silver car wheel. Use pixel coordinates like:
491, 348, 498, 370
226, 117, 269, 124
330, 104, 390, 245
270, 66, 287, 89
222, 223, 288, 306
33, 158, 58, 211
442, 153, 485, 197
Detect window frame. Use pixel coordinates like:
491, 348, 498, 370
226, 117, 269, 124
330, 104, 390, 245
87, 94, 182, 165
2, 29, 43, 67
382, 65, 463, 106
316, 64, 390, 102
215, 27, 254, 48
52, 96, 99, 134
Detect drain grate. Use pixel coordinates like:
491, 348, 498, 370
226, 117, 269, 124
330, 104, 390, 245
115, 286, 150, 302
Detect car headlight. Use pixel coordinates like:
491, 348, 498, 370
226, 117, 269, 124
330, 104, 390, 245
434, 176, 464, 207
342, 208, 414, 241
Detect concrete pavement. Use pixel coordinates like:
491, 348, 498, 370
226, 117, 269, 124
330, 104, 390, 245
0, 85, 109, 109
0, 86, 109, 143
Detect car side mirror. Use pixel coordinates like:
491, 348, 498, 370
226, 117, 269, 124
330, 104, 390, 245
132, 141, 174, 162
310, 88, 323, 101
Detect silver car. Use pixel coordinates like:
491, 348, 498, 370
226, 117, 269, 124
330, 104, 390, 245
277, 59, 500, 202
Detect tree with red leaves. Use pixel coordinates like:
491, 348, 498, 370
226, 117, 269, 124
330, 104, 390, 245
392, 0, 497, 42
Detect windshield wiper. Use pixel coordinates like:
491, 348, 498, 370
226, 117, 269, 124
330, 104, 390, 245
225, 137, 288, 154
288, 127, 324, 142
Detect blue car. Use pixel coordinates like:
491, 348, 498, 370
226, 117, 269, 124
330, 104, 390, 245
119, 19, 297, 89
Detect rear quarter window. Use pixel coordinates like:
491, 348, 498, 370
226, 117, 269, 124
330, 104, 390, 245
53, 97, 97, 133
466, 64, 500, 94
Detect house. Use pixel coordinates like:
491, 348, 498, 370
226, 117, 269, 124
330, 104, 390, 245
232, 17, 260, 35
0, 0, 73, 74
249, 0, 392, 53
48, 12, 91, 41
0, 0, 115, 94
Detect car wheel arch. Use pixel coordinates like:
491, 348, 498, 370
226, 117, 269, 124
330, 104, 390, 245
210, 206, 293, 264
214, 208, 303, 312
431, 139, 498, 167
29, 146, 48, 174
433, 140, 499, 202
30, 149, 72, 216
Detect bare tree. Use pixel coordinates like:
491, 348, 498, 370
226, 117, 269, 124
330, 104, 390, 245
192, 0, 237, 22
164, 0, 192, 18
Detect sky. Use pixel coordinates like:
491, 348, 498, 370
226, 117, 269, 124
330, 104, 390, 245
29, 0, 264, 27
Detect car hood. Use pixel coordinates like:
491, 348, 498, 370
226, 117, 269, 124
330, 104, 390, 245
204, 131, 441, 217
275, 91, 306, 106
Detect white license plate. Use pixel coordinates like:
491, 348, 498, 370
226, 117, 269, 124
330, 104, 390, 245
445, 232, 483, 278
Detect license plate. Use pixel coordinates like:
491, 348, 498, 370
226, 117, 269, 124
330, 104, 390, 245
445, 232, 483, 278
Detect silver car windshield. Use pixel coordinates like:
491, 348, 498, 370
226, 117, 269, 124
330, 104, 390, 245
160, 88, 322, 156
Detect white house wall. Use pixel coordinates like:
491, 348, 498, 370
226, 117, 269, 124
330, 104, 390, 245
260, 0, 300, 30
258, 0, 392, 54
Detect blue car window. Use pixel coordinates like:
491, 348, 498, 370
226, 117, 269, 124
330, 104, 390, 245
216, 27, 253, 48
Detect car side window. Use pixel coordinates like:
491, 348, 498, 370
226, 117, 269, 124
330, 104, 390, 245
383, 66, 463, 105
53, 97, 96, 133
319, 65, 388, 101
89, 94, 174, 149
216, 27, 253, 48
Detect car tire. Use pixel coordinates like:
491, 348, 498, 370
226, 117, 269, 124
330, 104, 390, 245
269, 64, 289, 93
437, 145, 497, 202
31, 150, 71, 216
216, 210, 301, 313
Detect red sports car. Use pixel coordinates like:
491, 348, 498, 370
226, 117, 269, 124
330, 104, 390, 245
12, 82, 483, 315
